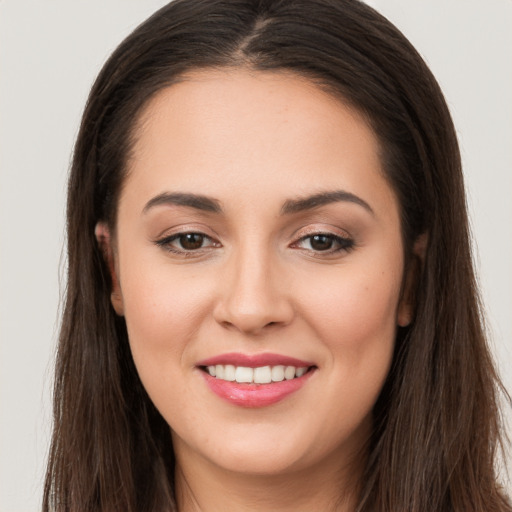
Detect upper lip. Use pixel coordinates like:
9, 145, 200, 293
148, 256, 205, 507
196, 352, 315, 368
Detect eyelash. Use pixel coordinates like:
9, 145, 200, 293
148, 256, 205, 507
155, 232, 219, 256
292, 233, 355, 254
155, 231, 354, 256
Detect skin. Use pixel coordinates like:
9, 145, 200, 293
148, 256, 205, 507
97, 69, 416, 511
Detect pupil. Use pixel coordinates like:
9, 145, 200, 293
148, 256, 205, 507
311, 235, 333, 251
180, 233, 204, 250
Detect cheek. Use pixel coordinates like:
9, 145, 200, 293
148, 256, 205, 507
295, 268, 399, 441
298, 261, 401, 401
118, 264, 215, 425
302, 266, 401, 345
118, 258, 213, 371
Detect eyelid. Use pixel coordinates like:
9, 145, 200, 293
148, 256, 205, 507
289, 224, 355, 255
153, 222, 220, 240
292, 233, 353, 250
153, 225, 222, 256
159, 232, 218, 246
291, 223, 352, 241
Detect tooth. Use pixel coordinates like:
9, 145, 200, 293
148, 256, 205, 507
224, 365, 236, 381
295, 367, 307, 377
211, 363, 308, 383
235, 366, 253, 383
271, 365, 285, 382
284, 366, 296, 380
254, 366, 272, 384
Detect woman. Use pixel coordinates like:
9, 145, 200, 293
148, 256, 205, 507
43, 0, 511, 510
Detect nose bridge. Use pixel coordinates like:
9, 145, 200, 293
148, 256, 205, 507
214, 235, 292, 334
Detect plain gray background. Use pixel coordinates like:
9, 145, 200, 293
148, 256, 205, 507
1, 1, 511, 509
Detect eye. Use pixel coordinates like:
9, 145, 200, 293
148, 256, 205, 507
155, 232, 219, 253
175, 233, 208, 250
293, 233, 354, 253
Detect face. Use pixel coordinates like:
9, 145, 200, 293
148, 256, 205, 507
101, 69, 413, 478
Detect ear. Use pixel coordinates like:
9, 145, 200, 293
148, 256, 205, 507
397, 233, 428, 327
95, 222, 124, 316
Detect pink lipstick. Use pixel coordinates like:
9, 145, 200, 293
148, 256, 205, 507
196, 353, 316, 407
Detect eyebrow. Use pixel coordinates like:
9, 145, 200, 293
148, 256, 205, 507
142, 192, 222, 214
281, 190, 374, 216
142, 189, 374, 216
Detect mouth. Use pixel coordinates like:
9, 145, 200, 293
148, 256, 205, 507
200, 364, 314, 384
196, 353, 317, 407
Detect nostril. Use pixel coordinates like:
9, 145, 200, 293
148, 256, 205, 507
213, 292, 294, 334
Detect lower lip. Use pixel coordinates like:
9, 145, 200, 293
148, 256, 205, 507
200, 369, 315, 408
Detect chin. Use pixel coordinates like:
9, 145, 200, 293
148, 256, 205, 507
230, 439, 309, 475
171, 412, 370, 480
171, 419, 316, 475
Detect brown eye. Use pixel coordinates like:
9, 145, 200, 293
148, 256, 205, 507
309, 234, 334, 251
179, 233, 205, 250
156, 232, 219, 254
293, 233, 355, 254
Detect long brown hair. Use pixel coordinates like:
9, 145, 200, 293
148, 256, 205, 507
44, 1, 511, 510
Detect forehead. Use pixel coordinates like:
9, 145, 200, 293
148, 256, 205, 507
122, 68, 398, 221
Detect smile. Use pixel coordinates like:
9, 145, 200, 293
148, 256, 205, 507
196, 353, 317, 407
204, 364, 309, 384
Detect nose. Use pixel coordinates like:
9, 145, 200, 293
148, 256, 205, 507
213, 245, 294, 336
